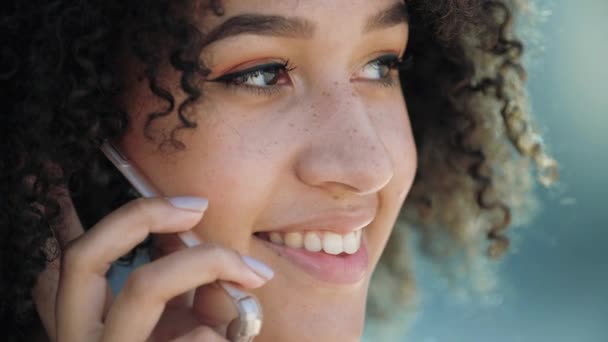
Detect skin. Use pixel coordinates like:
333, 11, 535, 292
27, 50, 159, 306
34, 0, 416, 341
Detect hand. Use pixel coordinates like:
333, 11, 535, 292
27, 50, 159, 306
33, 190, 271, 342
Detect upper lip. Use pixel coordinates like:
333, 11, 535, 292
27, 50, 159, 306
257, 209, 376, 235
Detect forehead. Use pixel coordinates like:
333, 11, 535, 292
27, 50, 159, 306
194, 0, 405, 32
217, 0, 401, 12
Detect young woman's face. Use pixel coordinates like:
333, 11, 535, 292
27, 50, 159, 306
120, 0, 415, 340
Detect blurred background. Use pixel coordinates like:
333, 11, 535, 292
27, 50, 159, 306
365, 1, 608, 341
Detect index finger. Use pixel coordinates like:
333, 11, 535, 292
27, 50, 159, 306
55, 196, 207, 342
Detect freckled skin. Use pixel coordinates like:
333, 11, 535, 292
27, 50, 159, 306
119, 0, 415, 341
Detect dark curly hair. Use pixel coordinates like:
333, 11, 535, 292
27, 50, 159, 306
0, 0, 556, 340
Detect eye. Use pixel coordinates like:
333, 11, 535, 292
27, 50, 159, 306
355, 54, 412, 82
209, 60, 296, 89
241, 68, 281, 86
360, 57, 394, 80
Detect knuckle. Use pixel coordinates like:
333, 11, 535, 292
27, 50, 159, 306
204, 244, 241, 270
126, 197, 157, 228
128, 197, 151, 217
60, 238, 87, 271
122, 267, 156, 300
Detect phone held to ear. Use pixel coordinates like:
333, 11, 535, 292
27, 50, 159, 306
100, 140, 263, 342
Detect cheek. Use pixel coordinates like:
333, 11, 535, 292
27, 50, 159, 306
371, 99, 417, 184
373, 102, 417, 243
165, 125, 278, 209
365, 102, 416, 262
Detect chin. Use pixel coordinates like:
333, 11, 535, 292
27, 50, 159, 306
250, 274, 371, 342
254, 312, 366, 342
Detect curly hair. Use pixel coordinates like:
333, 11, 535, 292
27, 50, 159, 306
0, 0, 557, 340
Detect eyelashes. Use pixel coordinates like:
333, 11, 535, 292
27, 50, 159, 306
211, 60, 297, 86
359, 54, 413, 87
371, 54, 413, 72
207, 54, 413, 96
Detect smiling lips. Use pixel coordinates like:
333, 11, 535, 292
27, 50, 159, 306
254, 210, 374, 284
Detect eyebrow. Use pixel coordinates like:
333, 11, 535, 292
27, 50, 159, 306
202, 2, 409, 45
363, 2, 409, 33
203, 15, 315, 45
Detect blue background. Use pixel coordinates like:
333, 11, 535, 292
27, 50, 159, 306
393, 1, 608, 341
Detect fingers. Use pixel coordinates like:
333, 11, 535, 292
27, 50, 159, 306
192, 282, 239, 327
62, 197, 207, 276
101, 244, 270, 342
33, 186, 87, 342
170, 326, 229, 342
56, 196, 207, 342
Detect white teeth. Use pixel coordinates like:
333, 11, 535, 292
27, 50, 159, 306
264, 229, 364, 254
269, 232, 284, 245
304, 232, 322, 252
342, 231, 358, 254
284, 232, 303, 248
322, 232, 343, 255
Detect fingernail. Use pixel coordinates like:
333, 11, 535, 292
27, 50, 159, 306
167, 196, 209, 212
179, 231, 201, 248
242, 256, 274, 280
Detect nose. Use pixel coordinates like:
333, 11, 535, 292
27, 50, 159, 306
295, 87, 394, 196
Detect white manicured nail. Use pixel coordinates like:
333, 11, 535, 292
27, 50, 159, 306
167, 196, 209, 212
242, 256, 274, 280
179, 231, 201, 248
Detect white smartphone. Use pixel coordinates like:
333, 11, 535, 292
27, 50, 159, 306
100, 140, 262, 342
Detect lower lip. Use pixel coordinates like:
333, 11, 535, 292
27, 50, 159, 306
257, 233, 368, 285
